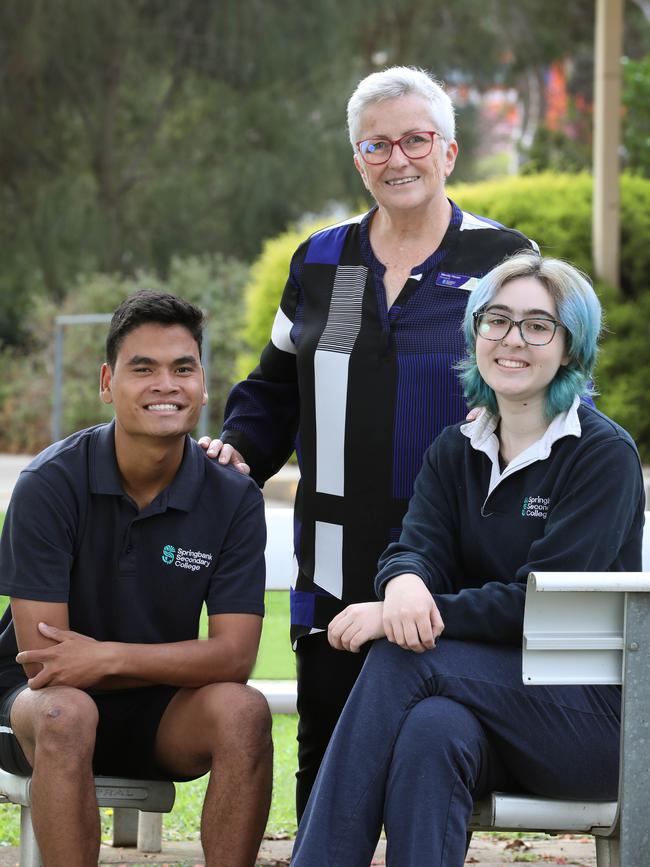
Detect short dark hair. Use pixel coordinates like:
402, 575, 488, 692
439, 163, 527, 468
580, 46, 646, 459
106, 289, 205, 368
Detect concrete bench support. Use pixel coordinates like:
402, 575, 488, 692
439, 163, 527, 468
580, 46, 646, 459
0, 772, 175, 867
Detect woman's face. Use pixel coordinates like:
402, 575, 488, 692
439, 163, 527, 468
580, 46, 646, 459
475, 276, 570, 410
353, 94, 457, 214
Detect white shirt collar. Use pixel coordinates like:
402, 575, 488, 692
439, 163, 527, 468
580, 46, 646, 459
460, 395, 582, 499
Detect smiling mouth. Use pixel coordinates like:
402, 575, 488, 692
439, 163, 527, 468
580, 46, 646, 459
496, 359, 528, 369
145, 403, 182, 412
386, 176, 419, 186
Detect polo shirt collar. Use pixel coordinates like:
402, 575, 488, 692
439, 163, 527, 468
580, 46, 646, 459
460, 395, 582, 499
90, 421, 205, 512
90, 421, 124, 496
162, 439, 205, 512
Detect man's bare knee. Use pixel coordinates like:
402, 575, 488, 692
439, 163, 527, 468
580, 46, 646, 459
215, 684, 272, 753
29, 689, 98, 760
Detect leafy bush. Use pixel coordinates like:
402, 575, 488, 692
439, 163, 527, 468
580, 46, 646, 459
449, 172, 650, 297
237, 217, 339, 378
449, 173, 594, 276
0, 254, 248, 453
622, 55, 650, 178
595, 283, 650, 462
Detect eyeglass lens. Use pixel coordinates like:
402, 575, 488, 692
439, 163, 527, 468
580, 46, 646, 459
476, 313, 557, 346
359, 132, 435, 164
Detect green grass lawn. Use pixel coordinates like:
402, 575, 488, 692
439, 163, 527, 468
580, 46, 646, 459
0, 586, 298, 844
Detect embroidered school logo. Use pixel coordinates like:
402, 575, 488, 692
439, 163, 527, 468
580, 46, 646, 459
521, 496, 550, 519
161, 544, 213, 572
162, 544, 176, 565
174, 547, 213, 572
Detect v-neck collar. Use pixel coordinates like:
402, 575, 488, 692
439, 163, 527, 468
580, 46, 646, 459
359, 200, 463, 327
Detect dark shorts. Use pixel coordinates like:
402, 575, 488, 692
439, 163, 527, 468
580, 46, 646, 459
0, 682, 180, 779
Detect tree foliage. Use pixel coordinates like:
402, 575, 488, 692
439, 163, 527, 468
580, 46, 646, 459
596, 283, 650, 462
622, 54, 650, 176
0, 1, 647, 348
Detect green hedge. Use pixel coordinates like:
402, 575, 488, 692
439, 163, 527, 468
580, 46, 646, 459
450, 173, 650, 297
237, 173, 650, 459
595, 284, 650, 462
237, 217, 336, 379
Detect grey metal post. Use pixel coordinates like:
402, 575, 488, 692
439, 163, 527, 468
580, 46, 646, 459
19, 805, 41, 867
52, 322, 64, 443
618, 592, 650, 866
50, 314, 119, 443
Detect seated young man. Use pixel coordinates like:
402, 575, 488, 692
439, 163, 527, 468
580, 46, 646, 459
0, 290, 272, 867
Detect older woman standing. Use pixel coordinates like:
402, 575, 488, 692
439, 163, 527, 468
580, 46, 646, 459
206, 66, 535, 814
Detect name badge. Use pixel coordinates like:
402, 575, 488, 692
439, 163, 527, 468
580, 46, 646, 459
436, 272, 480, 292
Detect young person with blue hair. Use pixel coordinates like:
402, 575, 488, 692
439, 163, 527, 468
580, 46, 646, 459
291, 252, 645, 866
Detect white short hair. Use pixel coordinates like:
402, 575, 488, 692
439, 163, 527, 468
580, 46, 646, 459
347, 66, 456, 149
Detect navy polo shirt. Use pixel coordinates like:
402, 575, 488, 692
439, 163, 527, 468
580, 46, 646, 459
0, 422, 266, 690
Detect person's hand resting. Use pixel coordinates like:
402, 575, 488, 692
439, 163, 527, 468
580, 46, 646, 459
16, 623, 107, 689
328, 602, 386, 653
383, 573, 444, 653
197, 437, 250, 475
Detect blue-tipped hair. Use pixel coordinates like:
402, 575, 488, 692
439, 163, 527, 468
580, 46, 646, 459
458, 252, 602, 419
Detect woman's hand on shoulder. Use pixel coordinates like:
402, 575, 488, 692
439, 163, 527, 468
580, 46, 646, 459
383, 573, 444, 653
328, 602, 386, 653
197, 437, 250, 475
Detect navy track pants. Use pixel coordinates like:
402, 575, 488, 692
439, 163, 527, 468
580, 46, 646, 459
292, 637, 620, 867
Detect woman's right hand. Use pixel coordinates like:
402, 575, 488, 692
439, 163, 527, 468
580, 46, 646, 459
328, 602, 386, 653
197, 437, 250, 475
383, 573, 444, 653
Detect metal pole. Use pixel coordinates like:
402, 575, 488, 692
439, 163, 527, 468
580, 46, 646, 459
592, 0, 623, 287
52, 322, 64, 443
618, 592, 650, 865
52, 314, 113, 444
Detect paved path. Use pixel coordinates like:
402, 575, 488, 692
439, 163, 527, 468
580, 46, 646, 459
0, 833, 600, 865
0, 455, 32, 512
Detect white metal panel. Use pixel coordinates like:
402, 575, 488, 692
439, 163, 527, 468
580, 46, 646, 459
250, 678, 298, 714
264, 507, 295, 590
523, 648, 622, 685
522, 587, 625, 684
529, 572, 650, 593
490, 793, 617, 831
0, 768, 31, 807
525, 631, 623, 650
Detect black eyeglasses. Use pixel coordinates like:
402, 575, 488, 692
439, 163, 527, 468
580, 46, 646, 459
355, 131, 440, 165
473, 311, 565, 346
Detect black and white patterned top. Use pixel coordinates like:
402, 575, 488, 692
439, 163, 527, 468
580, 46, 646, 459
222, 201, 535, 642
